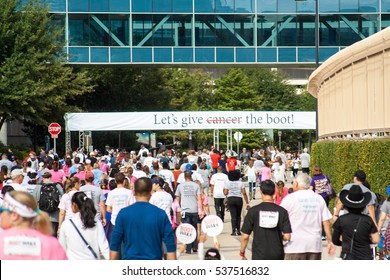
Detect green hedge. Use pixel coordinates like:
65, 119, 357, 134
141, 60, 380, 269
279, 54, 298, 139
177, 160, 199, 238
311, 139, 390, 196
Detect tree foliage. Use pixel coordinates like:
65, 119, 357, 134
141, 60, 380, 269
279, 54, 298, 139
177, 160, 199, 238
0, 0, 92, 131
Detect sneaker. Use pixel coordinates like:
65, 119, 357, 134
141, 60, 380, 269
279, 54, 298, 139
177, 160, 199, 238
237, 231, 242, 236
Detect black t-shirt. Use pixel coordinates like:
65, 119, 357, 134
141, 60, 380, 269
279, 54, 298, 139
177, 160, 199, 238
332, 213, 377, 260
241, 202, 292, 260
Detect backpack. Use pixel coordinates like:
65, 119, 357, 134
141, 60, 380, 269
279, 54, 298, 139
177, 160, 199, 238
38, 183, 61, 213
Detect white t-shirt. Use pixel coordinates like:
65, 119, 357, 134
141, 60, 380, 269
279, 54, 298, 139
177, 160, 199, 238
149, 191, 173, 222
176, 172, 204, 185
280, 189, 332, 253
210, 173, 229, 199
300, 153, 310, 168
58, 190, 78, 221
158, 169, 175, 191
105, 188, 135, 225
132, 170, 147, 179
9, 183, 28, 192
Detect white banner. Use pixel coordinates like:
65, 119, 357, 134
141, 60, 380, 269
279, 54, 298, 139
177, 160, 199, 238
65, 111, 316, 131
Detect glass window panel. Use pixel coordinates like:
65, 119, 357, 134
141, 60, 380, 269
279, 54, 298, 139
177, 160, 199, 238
133, 0, 152, 12
154, 48, 172, 62
277, 15, 297, 46
50, 14, 65, 44
257, 48, 277, 62
235, 0, 254, 13
69, 14, 90, 46
172, 15, 192, 46
174, 48, 193, 62
46, 0, 66, 12
91, 47, 109, 62
173, 0, 192, 12
257, 0, 277, 13
132, 15, 153, 46
195, 0, 215, 13
257, 14, 277, 46
234, 15, 254, 46
278, 48, 296, 62
359, 0, 379, 12
110, 0, 130, 12
110, 15, 130, 46
132, 48, 153, 62
339, 14, 361, 46
90, 0, 109, 12
320, 0, 339, 13
236, 48, 255, 62
195, 48, 214, 62
277, 0, 296, 13
215, 15, 240, 46
152, 15, 175, 46
297, 0, 315, 13
153, 0, 172, 12
110, 48, 131, 62
296, 15, 315, 46
195, 15, 216, 46
68, 47, 89, 63
68, 0, 89, 12
360, 14, 379, 37
319, 48, 339, 62
89, 15, 110, 46
319, 15, 339, 46
216, 47, 234, 62
381, 14, 390, 29
382, 0, 390, 12
298, 47, 315, 62
340, 0, 359, 12
215, 0, 234, 13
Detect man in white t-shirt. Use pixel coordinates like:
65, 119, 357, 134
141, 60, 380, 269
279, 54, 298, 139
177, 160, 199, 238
210, 166, 228, 222
8, 169, 27, 192
132, 162, 147, 179
299, 148, 310, 174
280, 173, 335, 260
158, 162, 175, 192
106, 173, 135, 229
176, 164, 204, 185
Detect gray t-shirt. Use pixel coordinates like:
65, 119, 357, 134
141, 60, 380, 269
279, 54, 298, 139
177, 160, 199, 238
175, 181, 200, 213
80, 184, 105, 218
224, 180, 244, 198
379, 200, 390, 233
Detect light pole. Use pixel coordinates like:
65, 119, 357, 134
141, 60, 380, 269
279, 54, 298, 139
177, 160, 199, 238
278, 131, 282, 151
188, 130, 193, 150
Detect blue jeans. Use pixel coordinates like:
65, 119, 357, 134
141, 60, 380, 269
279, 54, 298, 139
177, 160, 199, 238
182, 212, 199, 253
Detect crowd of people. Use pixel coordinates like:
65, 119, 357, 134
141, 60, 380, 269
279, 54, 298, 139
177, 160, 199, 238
0, 144, 388, 261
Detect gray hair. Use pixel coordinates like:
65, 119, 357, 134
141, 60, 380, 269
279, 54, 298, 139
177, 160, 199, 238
295, 173, 311, 189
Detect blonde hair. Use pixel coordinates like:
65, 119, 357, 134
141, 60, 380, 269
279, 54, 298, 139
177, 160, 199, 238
10, 191, 53, 236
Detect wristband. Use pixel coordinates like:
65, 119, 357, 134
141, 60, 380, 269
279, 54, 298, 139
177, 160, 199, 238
334, 214, 339, 217
239, 251, 245, 257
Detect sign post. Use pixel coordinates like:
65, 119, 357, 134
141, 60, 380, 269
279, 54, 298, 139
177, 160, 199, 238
48, 123, 61, 154
233, 131, 243, 155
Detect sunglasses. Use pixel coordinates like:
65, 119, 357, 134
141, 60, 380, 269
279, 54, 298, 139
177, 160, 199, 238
0, 207, 11, 214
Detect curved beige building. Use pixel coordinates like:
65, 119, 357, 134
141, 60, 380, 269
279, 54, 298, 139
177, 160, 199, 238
307, 27, 390, 140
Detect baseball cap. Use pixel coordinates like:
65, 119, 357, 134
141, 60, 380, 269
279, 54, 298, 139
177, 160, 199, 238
41, 168, 52, 178
11, 169, 24, 179
85, 171, 94, 180
185, 163, 192, 172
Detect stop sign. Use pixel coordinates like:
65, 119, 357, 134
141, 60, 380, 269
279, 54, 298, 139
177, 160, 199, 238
48, 123, 61, 138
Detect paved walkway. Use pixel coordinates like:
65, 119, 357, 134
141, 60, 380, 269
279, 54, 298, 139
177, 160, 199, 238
179, 172, 341, 260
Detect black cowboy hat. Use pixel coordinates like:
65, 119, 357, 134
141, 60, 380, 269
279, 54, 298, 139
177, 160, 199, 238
339, 184, 371, 209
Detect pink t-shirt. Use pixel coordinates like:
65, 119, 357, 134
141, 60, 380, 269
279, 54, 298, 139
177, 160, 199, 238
200, 193, 209, 216
260, 166, 271, 181
274, 187, 289, 205
50, 169, 65, 184
74, 171, 85, 181
62, 165, 71, 177
0, 228, 68, 260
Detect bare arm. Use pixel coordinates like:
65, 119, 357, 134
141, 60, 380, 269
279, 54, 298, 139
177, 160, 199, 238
166, 252, 177, 260
322, 219, 335, 256
370, 232, 380, 244
377, 212, 388, 231
367, 204, 378, 228
57, 209, 66, 236
283, 233, 291, 241
99, 201, 106, 226
110, 250, 120, 260
240, 233, 250, 260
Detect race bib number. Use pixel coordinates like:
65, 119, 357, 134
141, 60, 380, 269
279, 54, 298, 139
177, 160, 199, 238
4, 236, 41, 256
259, 211, 279, 228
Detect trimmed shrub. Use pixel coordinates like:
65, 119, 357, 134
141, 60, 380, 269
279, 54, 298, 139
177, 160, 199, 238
311, 139, 390, 196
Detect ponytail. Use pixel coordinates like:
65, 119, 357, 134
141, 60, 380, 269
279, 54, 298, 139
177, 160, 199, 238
33, 210, 53, 236
71, 192, 96, 229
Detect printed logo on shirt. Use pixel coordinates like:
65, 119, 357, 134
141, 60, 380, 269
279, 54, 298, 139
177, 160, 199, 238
259, 211, 279, 228
4, 236, 41, 256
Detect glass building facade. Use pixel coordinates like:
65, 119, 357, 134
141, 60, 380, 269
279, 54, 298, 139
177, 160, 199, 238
41, 0, 390, 65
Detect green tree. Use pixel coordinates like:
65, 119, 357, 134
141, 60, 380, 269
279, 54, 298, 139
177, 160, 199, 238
0, 0, 92, 131
214, 68, 260, 110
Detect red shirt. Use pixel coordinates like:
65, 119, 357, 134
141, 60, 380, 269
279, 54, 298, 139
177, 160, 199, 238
210, 153, 220, 168
226, 158, 237, 171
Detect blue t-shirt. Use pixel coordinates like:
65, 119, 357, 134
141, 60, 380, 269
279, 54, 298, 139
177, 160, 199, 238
110, 201, 176, 260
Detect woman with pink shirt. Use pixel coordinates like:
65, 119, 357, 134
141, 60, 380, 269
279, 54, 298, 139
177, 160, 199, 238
274, 181, 289, 205
62, 157, 72, 178
259, 161, 272, 181
0, 191, 67, 260
50, 161, 66, 186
